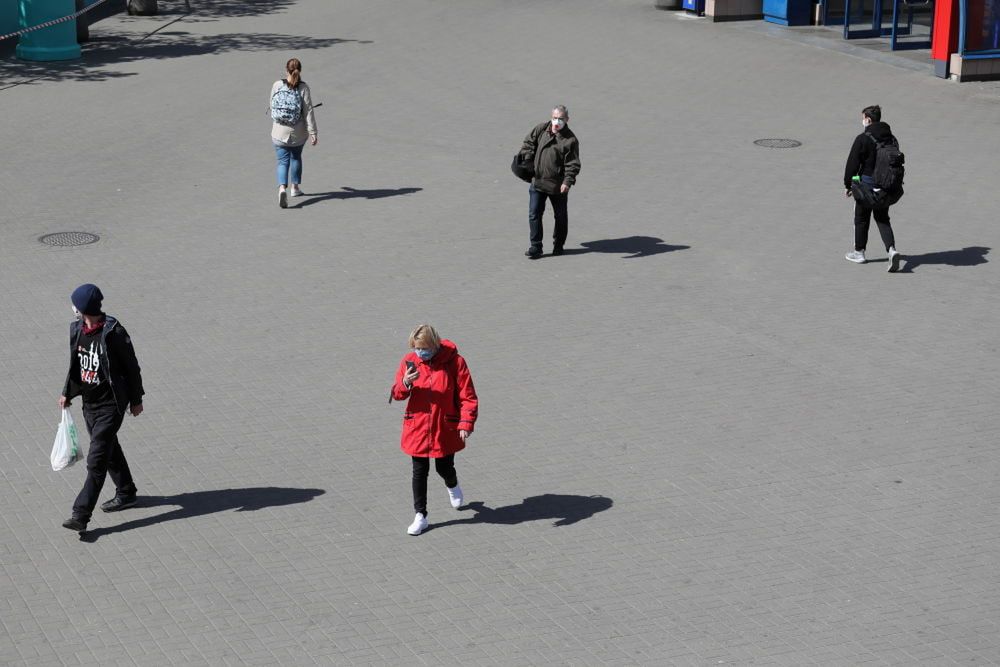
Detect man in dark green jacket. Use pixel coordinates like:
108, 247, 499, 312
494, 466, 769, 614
519, 105, 581, 258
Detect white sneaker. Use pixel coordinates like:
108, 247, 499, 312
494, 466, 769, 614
278, 188, 287, 209
845, 250, 866, 264
407, 513, 428, 536
289, 186, 304, 197
887, 248, 901, 273
447, 485, 463, 509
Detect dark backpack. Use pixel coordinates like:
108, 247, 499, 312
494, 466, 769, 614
511, 152, 534, 183
870, 134, 905, 191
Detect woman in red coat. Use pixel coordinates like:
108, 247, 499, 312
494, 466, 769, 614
391, 324, 478, 536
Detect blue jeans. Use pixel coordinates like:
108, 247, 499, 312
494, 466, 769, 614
528, 184, 568, 250
273, 142, 304, 186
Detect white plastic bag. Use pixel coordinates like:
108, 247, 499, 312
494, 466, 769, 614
51, 409, 81, 471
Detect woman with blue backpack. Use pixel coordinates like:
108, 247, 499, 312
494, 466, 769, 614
270, 58, 318, 208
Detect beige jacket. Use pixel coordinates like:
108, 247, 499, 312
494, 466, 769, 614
270, 80, 317, 147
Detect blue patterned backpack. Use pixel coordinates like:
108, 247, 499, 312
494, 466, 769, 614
270, 82, 302, 126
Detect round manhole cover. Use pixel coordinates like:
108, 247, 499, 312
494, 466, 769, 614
754, 138, 802, 148
39, 232, 100, 247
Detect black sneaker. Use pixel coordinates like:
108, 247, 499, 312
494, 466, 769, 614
62, 517, 87, 532
524, 247, 542, 259
101, 495, 138, 513
551, 246, 564, 256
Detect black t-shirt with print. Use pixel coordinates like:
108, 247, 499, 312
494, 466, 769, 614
75, 328, 116, 407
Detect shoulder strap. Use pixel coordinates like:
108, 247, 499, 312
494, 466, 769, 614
868, 134, 899, 149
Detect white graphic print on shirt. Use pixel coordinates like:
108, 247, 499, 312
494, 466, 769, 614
78, 341, 102, 385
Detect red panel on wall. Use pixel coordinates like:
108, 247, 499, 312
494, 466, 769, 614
932, 0, 960, 60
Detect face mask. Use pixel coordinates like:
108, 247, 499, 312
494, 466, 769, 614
72, 306, 82, 320
862, 118, 870, 129
551, 118, 565, 131
414, 348, 435, 361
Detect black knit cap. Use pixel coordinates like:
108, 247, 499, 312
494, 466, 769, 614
71, 284, 104, 316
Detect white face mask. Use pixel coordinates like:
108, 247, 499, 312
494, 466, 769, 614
862, 118, 871, 129
72, 306, 82, 320
551, 118, 566, 131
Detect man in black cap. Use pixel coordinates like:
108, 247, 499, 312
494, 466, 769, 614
59, 284, 145, 533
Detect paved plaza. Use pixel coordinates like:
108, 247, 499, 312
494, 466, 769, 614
2, 0, 1000, 664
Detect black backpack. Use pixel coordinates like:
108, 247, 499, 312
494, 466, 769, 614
870, 134, 905, 191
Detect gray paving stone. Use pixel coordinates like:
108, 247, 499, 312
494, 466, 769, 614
2, 0, 1000, 664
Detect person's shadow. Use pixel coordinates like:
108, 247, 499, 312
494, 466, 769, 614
295, 186, 422, 208
899, 246, 989, 272
430, 494, 613, 531
558, 236, 690, 259
79, 487, 325, 542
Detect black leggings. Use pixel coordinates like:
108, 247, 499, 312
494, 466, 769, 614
411, 455, 458, 516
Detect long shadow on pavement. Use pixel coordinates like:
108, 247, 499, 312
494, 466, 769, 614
557, 236, 690, 259
0, 0, 304, 59
1, 31, 371, 87
179, 0, 298, 21
429, 494, 613, 532
295, 187, 423, 208
79, 486, 325, 542
87, 0, 301, 24
899, 246, 990, 273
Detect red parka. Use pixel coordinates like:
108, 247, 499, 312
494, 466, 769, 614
391, 339, 478, 458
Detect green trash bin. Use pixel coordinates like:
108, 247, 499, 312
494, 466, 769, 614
16, 0, 81, 61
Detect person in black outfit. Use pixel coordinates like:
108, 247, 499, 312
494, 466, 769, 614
59, 284, 145, 533
844, 105, 902, 272
519, 105, 581, 259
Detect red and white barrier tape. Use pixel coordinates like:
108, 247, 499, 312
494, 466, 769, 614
0, 0, 111, 42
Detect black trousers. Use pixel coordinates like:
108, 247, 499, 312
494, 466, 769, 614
411, 455, 458, 516
528, 185, 568, 250
73, 404, 136, 522
854, 202, 895, 252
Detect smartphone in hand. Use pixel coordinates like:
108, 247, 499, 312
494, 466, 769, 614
406, 361, 416, 372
